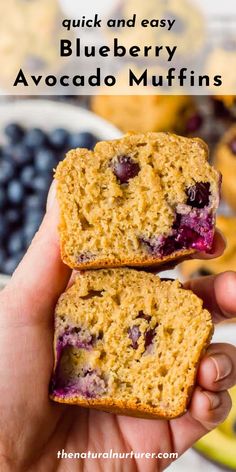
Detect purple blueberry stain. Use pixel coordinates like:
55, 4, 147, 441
56, 326, 94, 361
112, 155, 140, 184
51, 324, 107, 399
186, 182, 211, 209
52, 370, 107, 399
144, 327, 157, 350
228, 138, 236, 155
140, 205, 215, 257
185, 114, 203, 133
128, 325, 141, 349
136, 311, 152, 322
77, 252, 94, 264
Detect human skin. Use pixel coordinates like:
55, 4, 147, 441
0, 188, 235, 472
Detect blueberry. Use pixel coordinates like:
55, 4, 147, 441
228, 138, 236, 155
49, 128, 70, 150
0, 160, 15, 184
25, 209, 44, 226
24, 194, 44, 211
11, 145, 33, 165
7, 180, 24, 205
112, 155, 140, 184
7, 231, 24, 255
34, 149, 56, 173
6, 209, 21, 227
160, 236, 181, 256
0, 215, 9, 241
186, 182, 210, 208
24, 128, 47, 149
69, 132, 98, 150
144, 328, 156, 349
128, 325, 141, 350
20, 165, 35, 187
4, 123, 24, 144
0, 248, 5, 268
186, 114, 203, 133
31, 175, 52, 194
176, 226, 199, 248
0, 188, 6, 209
212, 99, 230, 118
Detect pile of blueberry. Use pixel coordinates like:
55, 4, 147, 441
0, 123, 98, 275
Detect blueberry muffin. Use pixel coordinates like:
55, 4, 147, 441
0, 0, 63, 85
215, 125, 236, 211
55, 132, 220, 270
92, 95, 197, 134
50, 269, 213, 419
181, 216, 236, 279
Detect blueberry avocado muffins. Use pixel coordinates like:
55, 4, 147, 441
181, 216, 236, 279
55, 132, 220, 270
215, 125, 236, 211
50, 269, 213, 419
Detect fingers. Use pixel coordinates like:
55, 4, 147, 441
189, 387, 232, 431
193, 228, 226, 260
3, 186, 71, 317
185, 271, 236, 323
198, 343, 236, 392
170, 387, 232, 456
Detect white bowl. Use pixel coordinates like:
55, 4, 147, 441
0, 98, 122, 288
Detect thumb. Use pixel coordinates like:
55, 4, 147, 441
3, 181, 71, 316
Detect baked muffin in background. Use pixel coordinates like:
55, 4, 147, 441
50, 269, 213, 419
106, 0, 205, 63
181, 216, 236, 279
92, 94, 198, 135
0, 0, 65, 86
215, 125, 236, 211
207, 38, 236, 118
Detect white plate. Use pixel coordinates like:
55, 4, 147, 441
0, 99, 122, 141
0, 98, 122, 287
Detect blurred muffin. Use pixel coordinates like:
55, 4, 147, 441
215, 125, 236, 211
0, 0, 64, 85
208, 41, 236, 116
92, 95, 197, 134
107, 0, 204, 62
181, 216, 236, 279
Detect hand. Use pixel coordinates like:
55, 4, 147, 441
0, 193, 235, 472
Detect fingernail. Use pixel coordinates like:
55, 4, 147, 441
203, 391, 221, 410
46, 180, 56, 212
209, 353, 233, 382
